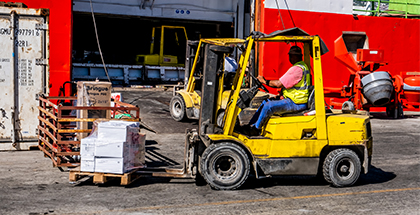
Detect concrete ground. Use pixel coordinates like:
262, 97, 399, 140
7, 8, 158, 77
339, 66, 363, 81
0, 88, 419, 215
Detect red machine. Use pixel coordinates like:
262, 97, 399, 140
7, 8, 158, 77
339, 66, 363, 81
323, 31, 415, 118
400, 72, 420, 112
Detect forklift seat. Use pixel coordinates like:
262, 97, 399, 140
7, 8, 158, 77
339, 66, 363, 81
280, 85, 315, 117
237, 86, 315, 126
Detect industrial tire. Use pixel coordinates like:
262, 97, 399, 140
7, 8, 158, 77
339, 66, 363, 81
170, 95, 187, 121
200, 142, 250, 190
396, 101, 404, 119
323, 148, 361, 187
386, 101, 404, 119
195, 156, 207, 186
194, 172, 207, 186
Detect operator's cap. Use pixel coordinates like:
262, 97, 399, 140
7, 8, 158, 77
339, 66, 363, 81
288, 46, 302, 55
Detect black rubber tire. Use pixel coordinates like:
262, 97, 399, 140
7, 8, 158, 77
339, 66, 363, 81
397, 101, 404, 119
195, 156, 207, 186
170, 95, 187, 121
200, 142, 250, 190
323, 148, 361, 187
386, 106, 393, 117
386, 101, 404, 119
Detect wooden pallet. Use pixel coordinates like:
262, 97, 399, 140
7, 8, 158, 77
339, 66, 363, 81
69, 168, 142, 185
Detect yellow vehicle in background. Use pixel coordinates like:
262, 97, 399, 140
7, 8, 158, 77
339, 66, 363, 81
136, 25, 188, 67
170, 39, 267, 126
170, 39, 244, 125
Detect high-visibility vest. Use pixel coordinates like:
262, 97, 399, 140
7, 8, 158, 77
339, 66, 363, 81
282, 61, 311, 104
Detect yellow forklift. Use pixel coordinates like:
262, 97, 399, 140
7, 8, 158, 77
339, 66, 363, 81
135, 25, 188, 67
170, 39, 267, 127
139, 28, 373, 190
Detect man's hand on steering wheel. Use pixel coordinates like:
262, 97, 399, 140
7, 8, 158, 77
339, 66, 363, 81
249, 73, 269, 92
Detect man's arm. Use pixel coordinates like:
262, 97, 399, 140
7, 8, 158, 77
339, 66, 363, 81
257, 75, 283, 88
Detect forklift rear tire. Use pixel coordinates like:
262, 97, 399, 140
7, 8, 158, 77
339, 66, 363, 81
323, 148, 361, 187
200, 142, 250, 190
170, 95, 187, 121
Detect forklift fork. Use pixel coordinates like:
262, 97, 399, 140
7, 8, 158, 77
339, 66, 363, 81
135, 129, 198, 179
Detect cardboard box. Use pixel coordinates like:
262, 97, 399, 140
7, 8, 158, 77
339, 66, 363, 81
97, 121, 140, 141
80, 137, 96, 158
79, 120, 146, 174
81, 157, 95, 172
94, 157, 129, 174
77, 81, 112, 107
95, 141, 128, 158
77, 81, 112, 139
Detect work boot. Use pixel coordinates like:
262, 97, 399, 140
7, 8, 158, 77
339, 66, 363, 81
240, 125, 261, 136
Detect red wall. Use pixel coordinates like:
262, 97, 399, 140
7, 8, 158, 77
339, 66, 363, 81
260, 8, 420, 91
18, 0, 72, 96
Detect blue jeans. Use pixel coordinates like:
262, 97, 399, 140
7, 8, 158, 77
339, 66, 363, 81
249, 98, 307, 129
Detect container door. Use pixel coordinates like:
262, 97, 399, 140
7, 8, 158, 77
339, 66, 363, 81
0, 11, 48, 146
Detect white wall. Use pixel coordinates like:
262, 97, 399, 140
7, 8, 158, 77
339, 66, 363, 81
264, 0, 353, 15
73, 0, 238, 22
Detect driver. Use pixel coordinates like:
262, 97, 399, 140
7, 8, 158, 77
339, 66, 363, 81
245, 46, 311, 135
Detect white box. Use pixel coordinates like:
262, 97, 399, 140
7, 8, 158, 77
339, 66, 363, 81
77, 81, 112, 139
81, 157, 95, 172
95, 141, 128, 158
80, 137, 96, 158
95, 157, 129, 174
97, 121, 139, 141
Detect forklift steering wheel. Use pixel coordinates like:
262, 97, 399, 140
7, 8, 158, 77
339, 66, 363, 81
250, 74, 269, 92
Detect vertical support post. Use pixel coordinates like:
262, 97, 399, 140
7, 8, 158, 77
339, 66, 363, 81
11, 11, 19, 147
312, 37, 327, 140
159, 27, 165, 66
199, 44, 218, 136
42, 99, 47, 151
237, 0, 245, 39
56, 105, 61, 166
187, 41, 202, 92
123, 67, 129, 86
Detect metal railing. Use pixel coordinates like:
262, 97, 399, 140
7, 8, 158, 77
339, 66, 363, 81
353, 0, 420, 18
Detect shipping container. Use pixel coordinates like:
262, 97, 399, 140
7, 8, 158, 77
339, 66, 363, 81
0, 6, 49, 150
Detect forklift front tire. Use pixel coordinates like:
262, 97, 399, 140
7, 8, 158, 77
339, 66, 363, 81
323, 148, 361, 187
200, 142, 250, 190
170, 95, 187, 121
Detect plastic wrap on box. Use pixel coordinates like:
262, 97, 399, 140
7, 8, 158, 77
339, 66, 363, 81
95, 141, 128, 158
79, 120, 145, 174
98, 120, 140, 141
94, 157, 129, 174
129, 132, 146, 168
81, 157, 95, 172
80, 136, 96, 158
